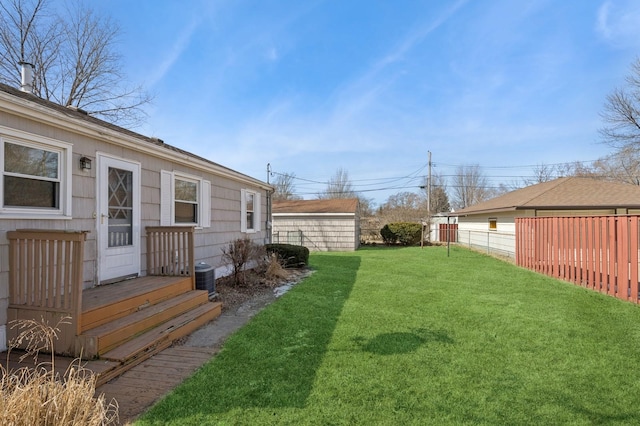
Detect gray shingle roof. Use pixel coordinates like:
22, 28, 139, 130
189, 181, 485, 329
454, 177, 640, 216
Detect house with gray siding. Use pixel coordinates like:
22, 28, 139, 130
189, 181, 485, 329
0, 81, 271, 358
272, 198, 360, 251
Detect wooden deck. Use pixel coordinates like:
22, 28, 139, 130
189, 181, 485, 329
80, 275, 194, 334
6, 274, 222, 387
75, 275, 221, 360
82, 275, 193, 313
7, 226, 202, 360
1, 345, 217, 425
97, 346, 217, 423
0, 349, 120, 386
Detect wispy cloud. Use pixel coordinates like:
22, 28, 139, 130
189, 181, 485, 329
213, 1, 472, 171
596, 0, 640, 48
147, 19, 201, 88
597, 1, 613, 39
329, 0, 469, 123
369, 0, 468, 78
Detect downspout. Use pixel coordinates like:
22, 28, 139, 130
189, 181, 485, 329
266, 163, 272, 244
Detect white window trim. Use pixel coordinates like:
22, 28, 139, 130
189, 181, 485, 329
160, 170, 210, 228
241, 189, 261, 233
0, 127, 72, 219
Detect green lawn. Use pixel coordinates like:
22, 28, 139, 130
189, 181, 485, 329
136, 246, 640, 425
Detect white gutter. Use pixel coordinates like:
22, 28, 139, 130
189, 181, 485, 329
272, 212, 355, 217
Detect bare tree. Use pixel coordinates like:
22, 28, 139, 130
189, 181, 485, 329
555, 161, 596, 178
357, 196, 375, 217
514, 161, 599, 187
592, 146, 640, 185
0, 0, 151, 127
378, 191, 423, 223
526, 163, 556, 185
272, 172, 301, 201
317, 167, 356, 199
599, 57, 640, 150
0, 0, 57, 86
450, 164, 492, 210
315, 167, 374, 216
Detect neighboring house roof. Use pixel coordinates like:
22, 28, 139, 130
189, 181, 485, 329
454, 177, 640, 216
0, 83, 270, 190
273, 198, 359, 214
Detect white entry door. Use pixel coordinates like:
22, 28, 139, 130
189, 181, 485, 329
97, 154, 141, 283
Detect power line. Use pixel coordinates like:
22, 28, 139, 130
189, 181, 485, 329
435, 159, 600, 170
269, 157, 618, 200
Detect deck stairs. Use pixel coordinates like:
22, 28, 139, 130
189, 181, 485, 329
77, 275, 221, 383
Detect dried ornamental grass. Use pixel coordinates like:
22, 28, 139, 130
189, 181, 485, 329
265, 253, 290, 281
0, 317, 119, 425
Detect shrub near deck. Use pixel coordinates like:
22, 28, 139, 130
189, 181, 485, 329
137, 247, 640, 425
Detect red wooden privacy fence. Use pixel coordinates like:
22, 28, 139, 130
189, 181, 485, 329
516, 216, 640, 304
438, 223, 458, 243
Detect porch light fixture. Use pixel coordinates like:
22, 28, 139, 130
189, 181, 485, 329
79, 156, 92, 171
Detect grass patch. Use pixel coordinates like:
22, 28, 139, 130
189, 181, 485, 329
137, 246, 640, 425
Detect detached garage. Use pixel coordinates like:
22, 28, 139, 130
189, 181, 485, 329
272, 199, 360, 251
454, 177, 640, 258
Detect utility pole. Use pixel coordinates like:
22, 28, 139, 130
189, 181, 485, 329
421, 151, 433, 248
427, 151, 432, 215
427, 151, 432, 243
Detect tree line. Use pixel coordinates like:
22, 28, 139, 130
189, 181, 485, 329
0, 0, 151, 127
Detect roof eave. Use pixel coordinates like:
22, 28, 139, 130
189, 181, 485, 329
451, 206, 518, 217
0, 89, 272, 191
453, 204, 640, 217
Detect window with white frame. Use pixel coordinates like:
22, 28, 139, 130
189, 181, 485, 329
161, 170, 210, 227
1, 130, 72, 218
174, 177, 199, 223
241, 189, 261, 233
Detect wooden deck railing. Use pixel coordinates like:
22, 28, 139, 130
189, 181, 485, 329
7, 229, 87, 336
146, 226, 195, 289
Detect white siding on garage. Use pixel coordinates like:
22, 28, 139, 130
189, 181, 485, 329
272, 214, 359, 251
457, 213, 516, 258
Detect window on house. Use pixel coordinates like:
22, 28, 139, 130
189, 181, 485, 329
1, 131, 72, 218
489, 218, 497, 230
160, 170, 210, 227
241, 189, 261, 233
246, 192, 254, 230
174, 178, 198, 223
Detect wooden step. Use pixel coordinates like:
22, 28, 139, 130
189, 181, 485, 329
79, 291, 211, 356
81, 276, 193, 333
101, 302, 222, 363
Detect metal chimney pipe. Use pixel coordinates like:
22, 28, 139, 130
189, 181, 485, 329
18, 62, 34, 93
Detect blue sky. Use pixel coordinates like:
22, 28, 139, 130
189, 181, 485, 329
90, 0, 640, 206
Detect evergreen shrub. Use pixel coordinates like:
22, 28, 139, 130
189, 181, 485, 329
266, 243, 309, 267
381, 222, 422, 246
